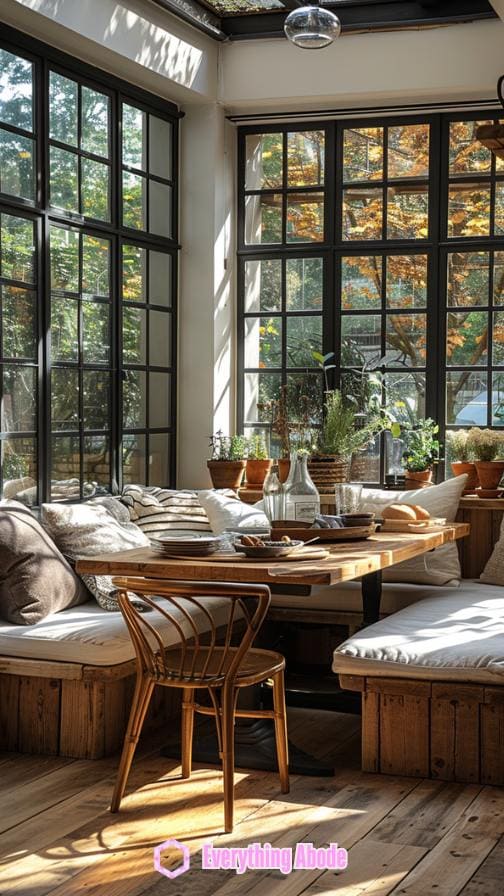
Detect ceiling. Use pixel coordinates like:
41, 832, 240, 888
150, 0, 497, 41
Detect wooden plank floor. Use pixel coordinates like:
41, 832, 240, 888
1, 707, 504, 896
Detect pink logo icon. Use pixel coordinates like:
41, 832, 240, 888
153, 839, 190, 879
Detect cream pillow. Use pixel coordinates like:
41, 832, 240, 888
197, 490, 269, 536
360, 475, 467, 586
481, 515, 504, 586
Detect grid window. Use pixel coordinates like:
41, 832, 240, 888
121, 103, 174, 239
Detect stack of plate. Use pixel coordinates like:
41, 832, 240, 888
151, 535, 221, 557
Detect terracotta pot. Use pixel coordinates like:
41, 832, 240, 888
307, 456, 350, 493
404, 469, 433, 490
207, 460, 246, 490
278, 459, 290, 483
474, 460, 504, 491
451, 461, 479, 492
245, 458, 272, 489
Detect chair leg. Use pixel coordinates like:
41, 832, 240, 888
221, 684, 236, 833
272, 671, 290, 794
110, 676, 154, 813
181, 687, 195, 779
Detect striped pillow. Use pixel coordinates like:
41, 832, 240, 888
121, 485, 212, 537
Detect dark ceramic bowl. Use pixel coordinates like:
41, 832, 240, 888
234, 539, 303, 558
340, 512, 375, 528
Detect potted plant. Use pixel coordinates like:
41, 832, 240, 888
308, 389, 385, 491
207, 432, 247, 490
466, 428, 504, 494
446, 430, 478, 493
245, 434, 272, 489
402, 419, 441, 488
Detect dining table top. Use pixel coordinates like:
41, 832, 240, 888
76, 522, 470, 588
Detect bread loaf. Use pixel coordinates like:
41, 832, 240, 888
408, 504, 431, 520
382, 504, 417, 521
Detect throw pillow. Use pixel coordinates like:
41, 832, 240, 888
41, 501, 150, 611
480, 514, 504, 585
121, 485, 212, 536
0, 501, 90, 624
197, 490, 269, 536
360, 475, 467, 585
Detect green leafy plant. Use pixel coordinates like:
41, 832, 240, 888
209, 431, 247, 461
466, 428, 504, 462
315, 390, 386, 458
402, 418, 441, 472
247, 434, 269, 460
446, 429, 474, 463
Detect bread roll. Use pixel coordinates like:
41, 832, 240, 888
382, 503, 417, 521
408, 504, 431, 520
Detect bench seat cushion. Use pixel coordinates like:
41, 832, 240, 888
270, 580, 460, 616
332, 580, 504, 685
0, 597, 234, 667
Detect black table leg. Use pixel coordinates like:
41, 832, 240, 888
361, 569, 382, 626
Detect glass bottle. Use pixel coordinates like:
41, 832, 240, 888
263, 463, 285, 523
283, 449, 299, 520
285, 452, 320, 524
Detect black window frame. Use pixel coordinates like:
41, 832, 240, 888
0, 25, 180, 504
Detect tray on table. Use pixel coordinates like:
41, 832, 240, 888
270, 521, 377, 542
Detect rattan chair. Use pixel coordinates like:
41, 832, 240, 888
110, 577, 289, 832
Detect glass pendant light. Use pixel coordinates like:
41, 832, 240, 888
284, 3, 341, 50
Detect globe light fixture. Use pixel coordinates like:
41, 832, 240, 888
284, 3, 341, 50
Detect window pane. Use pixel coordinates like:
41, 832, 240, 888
287, 131, 324, 187
493, 311, 504, 365
343, 188, 383, 240
448, 183, 491, 237
82, 235, 110, 298
386, 255, 427, 309
446, 311, 488, 366
123, 370, 146, 428
0, 50, 33, 131
341, 314, 381, 364
385, 371, 426, 426
492, 373, 504, 425
52, 368, 78, 430
343, 128, 383, 182
123, 306, 147, 364
149, 432, 170, 486
149, 310, 171, 367
286, 258, 323, 310
387, 186, 428, 239
51, 297, 78, 362
286, 316, 322, 367
447, 252, 489, 308
1, 213, 35, 284
49, 72, 78, 146
0, 129, 35, 200
50, 227, 79, 293
83, 301, 110, 363
51, 436, 80, 499
123, 244, 146, 302
2, 287, 37, 360
245, 134, 283, 190
449, 120, 492, 176
81, 158, 110, 221
385, 314, 426, 367
123, 171, 146, 230
286, 193, 324, 243
244, 372, 281, 423
149, 115, 172, 180
342, 256, 381, 310
149, 180, 172, 238
150, 251, 171, 307
1, 437, 37, 504
149, 373, 170, 427
495, 252, 504, 305
244, 316, 282, 368
286, 372, 323, 424
387, 125, 429, 179
2, 365, 36, 431
81, 87, 109, 157
122, 104, 146, 170
245, 194, 282, 244
244, 259, 281, 313
50, 146, 78, 212
83, 370, 110, 429
494, 182, 504, 236
447, 370, 487, 425
123, 434, 146, 484
83, 435, 110, 490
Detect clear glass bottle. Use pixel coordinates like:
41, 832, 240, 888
285, 452, 320, 524
263, 463, 285, 523
283, 449, 299, 520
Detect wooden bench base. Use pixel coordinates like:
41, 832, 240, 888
0, 656, 181, 759
340, 673, 504, 786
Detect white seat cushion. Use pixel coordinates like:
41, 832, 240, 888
270, 580, 460, 616
0, 597, 235, 667
332, 580, 504, 685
